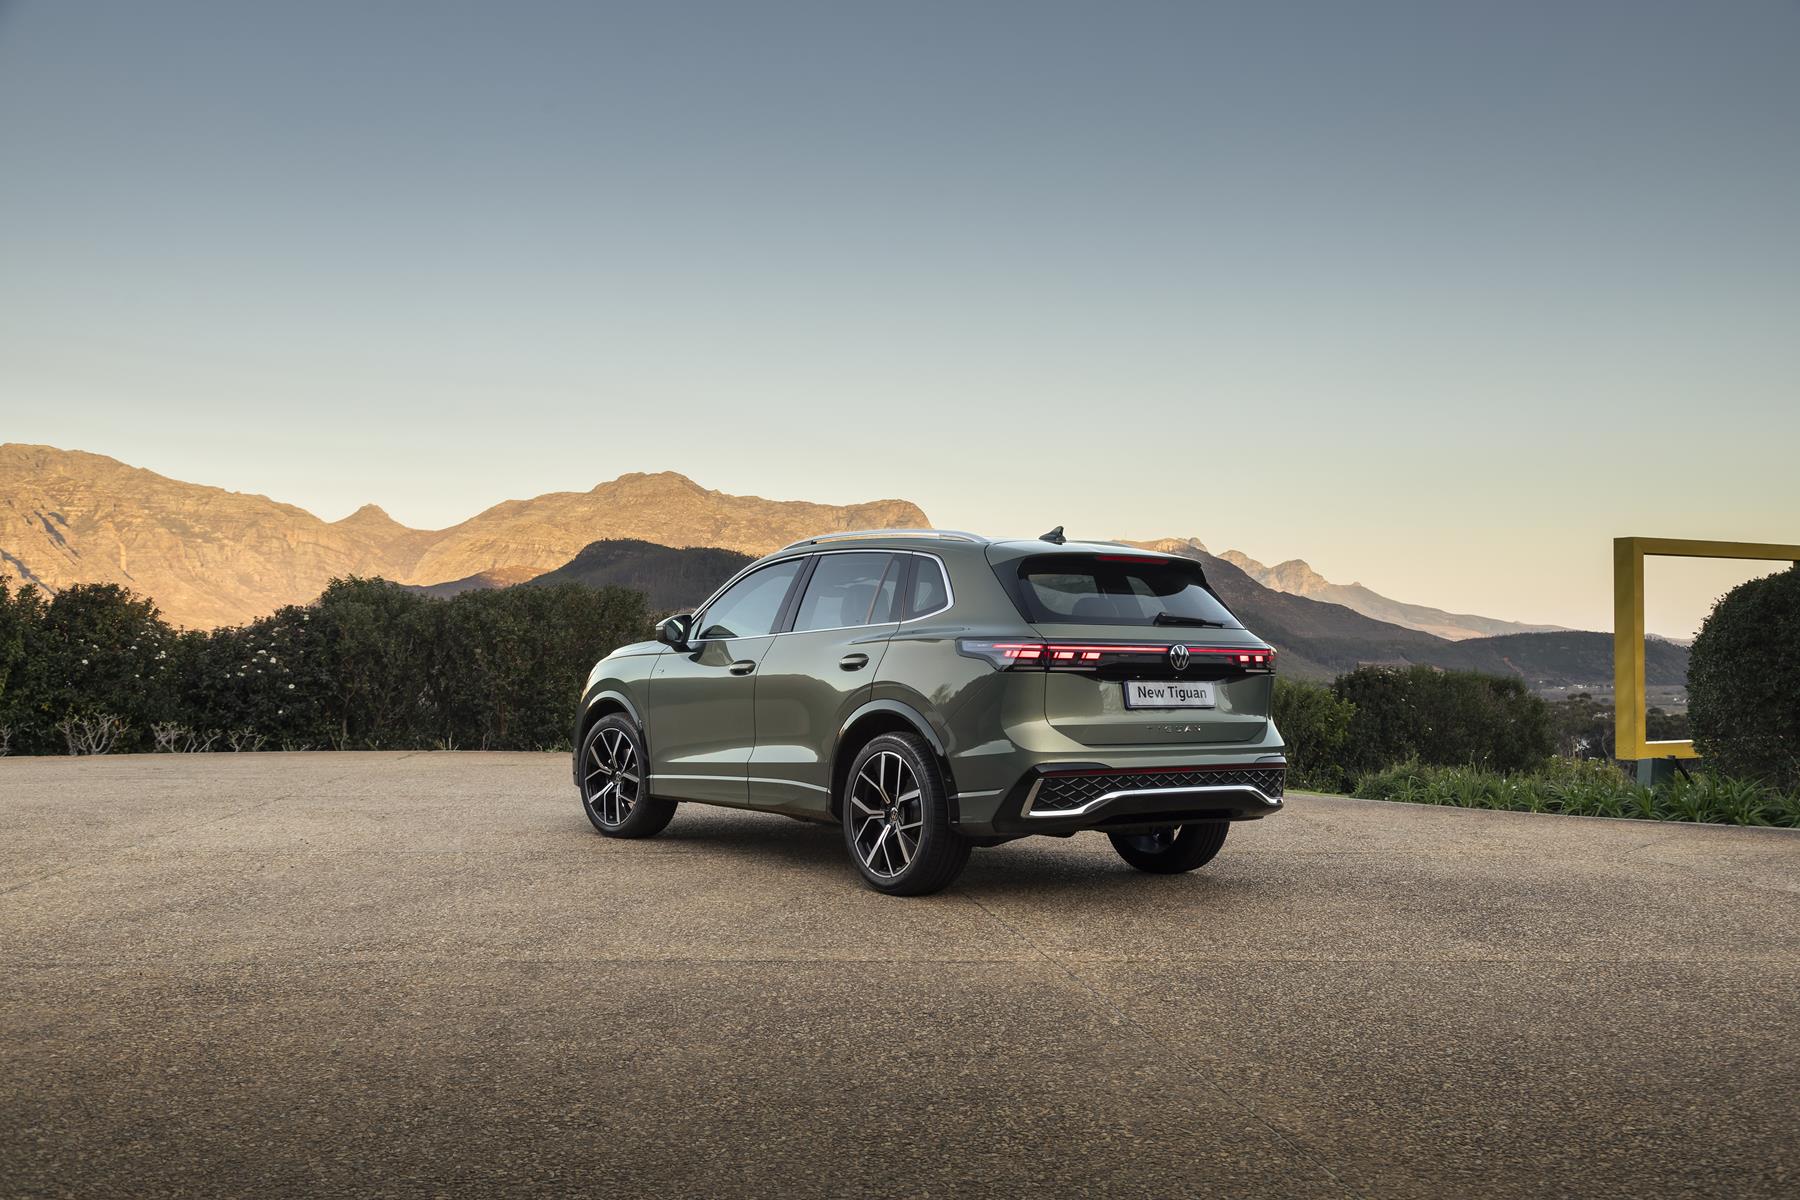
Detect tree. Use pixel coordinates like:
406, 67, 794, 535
1272, 678, 1355, 790
1332, 665, 1554, 773
1688, 566, 1800, 790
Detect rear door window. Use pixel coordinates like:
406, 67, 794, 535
1011, 554, 1240, 628
792, 552, 897, 632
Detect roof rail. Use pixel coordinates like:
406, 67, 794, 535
779, 528, 988, 551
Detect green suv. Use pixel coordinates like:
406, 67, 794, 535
573, 530, 1285, 895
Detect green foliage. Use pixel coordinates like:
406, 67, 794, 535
1330, 665, 1554, 774
1546, 694, 1688, 762
0, 573, 651, 754
0, 581, 181, 754
1350, 757, 1800, 827
1272, 677, 1355, 791
1689, 565, 1800, 792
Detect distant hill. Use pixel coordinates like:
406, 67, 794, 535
1438, 630, 1689, 687
527, 540, 753, 613
402, 567, 543, 600
0, 444, 412, 629
1125, 536, 1562, 641
1216, 548, 1565, 641
404, 471, 924, 588
0, 445, 923, 628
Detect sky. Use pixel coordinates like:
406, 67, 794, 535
2, 0, 1796, 638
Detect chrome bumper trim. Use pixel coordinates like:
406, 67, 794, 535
1021, 779, 1283, 819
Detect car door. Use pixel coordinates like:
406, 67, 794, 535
647, 557, 806, 806
748, 551, 903, 816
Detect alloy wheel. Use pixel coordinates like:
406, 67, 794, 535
848, 750, 923, 879
582, 726, 640, 828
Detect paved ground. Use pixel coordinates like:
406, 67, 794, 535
2, 753, 1797, 1199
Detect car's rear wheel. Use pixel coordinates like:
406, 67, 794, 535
841, 733, 970, 896
1108, 822, 1229, 873
580, 714, 676, 838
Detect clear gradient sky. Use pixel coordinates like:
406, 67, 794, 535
2, 1, 1796, 637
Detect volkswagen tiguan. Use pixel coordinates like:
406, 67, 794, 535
574, 529, 1286, 895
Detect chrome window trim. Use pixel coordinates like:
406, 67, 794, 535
1021, 779, 1283, 819
688, 549, 955, 644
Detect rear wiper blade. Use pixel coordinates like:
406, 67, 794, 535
1152, 612, 1226, 627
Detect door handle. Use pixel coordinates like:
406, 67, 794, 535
839, 653, 870, 671
729, 659, 757, 676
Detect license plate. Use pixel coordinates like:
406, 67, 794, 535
1123, 680, 1217, 709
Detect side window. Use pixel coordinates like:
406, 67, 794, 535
792, 553, 896, 632
904, 556, 950, 619
695, 559, 804, 640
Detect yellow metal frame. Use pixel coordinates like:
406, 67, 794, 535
1613, 537, 1800, 760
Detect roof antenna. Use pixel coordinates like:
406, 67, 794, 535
1039, 525, 1066, 545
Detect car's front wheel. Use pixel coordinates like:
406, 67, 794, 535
841, 733, 970, 896
1108, 822, 1229, 874
579, 714, 676, 838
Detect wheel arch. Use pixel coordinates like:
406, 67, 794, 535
830, 699, 958, 821
573, 688, 647, 784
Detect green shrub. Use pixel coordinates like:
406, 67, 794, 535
0, 573, 652, 754
1332, 665, 1554, 774
1689, 565, 1800, 792
1272, 678, 1355, 791
1348, 756, 1798, 826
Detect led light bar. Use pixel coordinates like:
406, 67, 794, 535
956, 640, 1275, 672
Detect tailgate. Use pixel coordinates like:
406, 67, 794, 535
1030, 622, 1273, 748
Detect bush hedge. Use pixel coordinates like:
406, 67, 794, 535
1271, 678, 1356, 792
0, 576, 650, 754
1689, 565, 1800, 792
1352, 757, 1800, 827
1331, 665, 1554, 774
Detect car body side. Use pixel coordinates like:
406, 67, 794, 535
575, 535, 1288, 839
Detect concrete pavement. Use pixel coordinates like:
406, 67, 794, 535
2, 752, 1797, 1198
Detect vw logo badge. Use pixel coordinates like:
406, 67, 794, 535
1169, 644, 1190, 670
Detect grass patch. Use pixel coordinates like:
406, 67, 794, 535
1346, 758, 1800, 828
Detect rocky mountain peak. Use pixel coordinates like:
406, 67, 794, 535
334, 503, 407, 529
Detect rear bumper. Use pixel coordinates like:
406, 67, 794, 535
956, 760, 1285, 837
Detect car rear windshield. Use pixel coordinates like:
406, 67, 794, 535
1007, 554, 1242, 628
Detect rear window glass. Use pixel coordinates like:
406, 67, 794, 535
1010, 555, 1241, 628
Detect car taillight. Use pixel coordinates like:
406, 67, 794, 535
957, 640, 1275, 672
956, 640, 1049, 669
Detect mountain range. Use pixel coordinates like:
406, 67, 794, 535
1125, 537, 1563, 641
0, 444, 921, 628
1, 443, 1680, 689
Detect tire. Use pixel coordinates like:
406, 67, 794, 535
840, 733, 970, 896
1108, 822, 1229, 874
579, 714, 676, 838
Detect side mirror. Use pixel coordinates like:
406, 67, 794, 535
656, 612, 693, 649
